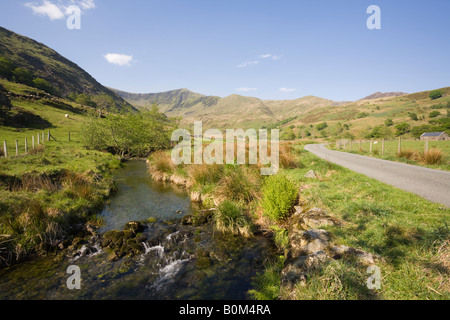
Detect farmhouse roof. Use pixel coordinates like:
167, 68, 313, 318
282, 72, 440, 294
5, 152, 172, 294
420, 132, 445, 137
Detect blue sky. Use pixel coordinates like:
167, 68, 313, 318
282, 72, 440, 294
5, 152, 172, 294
0, 0, 449, 101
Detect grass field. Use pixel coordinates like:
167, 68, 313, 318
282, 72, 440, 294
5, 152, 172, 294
330, 139, 450, 171
251, 142, 450, 300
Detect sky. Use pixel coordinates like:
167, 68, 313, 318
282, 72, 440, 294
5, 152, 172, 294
0, 0, 449, 101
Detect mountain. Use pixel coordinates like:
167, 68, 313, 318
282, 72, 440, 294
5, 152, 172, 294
0, 26, 133, 112
114, 89, 341, 129
360, 92, 407, 100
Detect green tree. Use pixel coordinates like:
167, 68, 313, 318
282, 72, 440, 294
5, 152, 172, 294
12, 67, 34, 86
81, 106, 177, 157
33, 78, 55, 95
395, 122, 411, 136
429, 90, 443, 100
366, 125, 393, 139
0, 56, 15, 79
385, 119, 394, 127
408, 113, 418, 121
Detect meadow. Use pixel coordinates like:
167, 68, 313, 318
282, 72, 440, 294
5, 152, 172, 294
331, 139, 450, 171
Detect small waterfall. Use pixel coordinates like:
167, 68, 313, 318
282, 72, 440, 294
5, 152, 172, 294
71, 243, 102, 262
141, 230, 194, 292
143, 243, 165, 258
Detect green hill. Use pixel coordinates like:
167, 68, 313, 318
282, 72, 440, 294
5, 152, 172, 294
114, 89, 341, 129
0, 26, 134, 112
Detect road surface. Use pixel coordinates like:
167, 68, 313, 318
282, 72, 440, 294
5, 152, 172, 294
304, 144, 450, 208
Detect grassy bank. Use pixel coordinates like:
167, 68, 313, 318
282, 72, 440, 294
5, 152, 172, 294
251, 142, 449, 300
0, 140, 121, 267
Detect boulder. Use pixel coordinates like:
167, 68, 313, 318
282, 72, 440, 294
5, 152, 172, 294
124, 221, 145, 234
304, 170, 318, 179
289, 229, 331, 257
281, 251, 330, 289
301, 208, 340, 229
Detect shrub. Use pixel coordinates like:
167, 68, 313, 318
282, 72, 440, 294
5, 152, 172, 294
429, 111, 441, 118
429, 90, 443, 100
213, 200, 252, 237
33, 78, 55, 95
261, 174, 298, 221
316, 122, 328, 131
421, 148, 443, 165
397, 149, 418, 161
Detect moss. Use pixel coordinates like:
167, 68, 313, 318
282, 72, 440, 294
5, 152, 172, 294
196, 257, 212, 269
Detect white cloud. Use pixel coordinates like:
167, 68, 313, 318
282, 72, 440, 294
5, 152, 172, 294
236, 87, 258, 92
237, 60, 260, 68
280, 88, 296, 93
258, 54, 283, 60
25, 0, 96, 20
104, 53, 133, 66
75, 0, 95, 10
25, 1, 65, 20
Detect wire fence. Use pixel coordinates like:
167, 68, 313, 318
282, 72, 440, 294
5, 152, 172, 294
1, 130, 77, 158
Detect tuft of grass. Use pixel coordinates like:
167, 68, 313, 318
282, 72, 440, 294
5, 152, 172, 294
271, 225, 289, 257
421, 148, 443, 165
213, 200, 253, 237
397, 149, 418, 161
150, 150, 174, 174
279, 143, 302, 169
188, 163, 223, 187
215, 166, 260, 204
61, 171, 92, 199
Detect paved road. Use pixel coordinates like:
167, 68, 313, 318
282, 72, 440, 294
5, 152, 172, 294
305, 144, 450, 208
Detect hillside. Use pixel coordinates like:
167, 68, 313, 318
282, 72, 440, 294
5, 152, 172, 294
114, 89, 340, 129
0, 27, 133, 112
360, 92, 407, 100
290, 86, 450, 140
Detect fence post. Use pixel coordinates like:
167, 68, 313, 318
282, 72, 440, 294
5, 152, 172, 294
25, 138, 28, 154
424, 140, 429, 153
398, 137, 402, 154
3, 141, 7, 158
382, 139, 385, 157
47, 130, 50, 142
37, 134, 40, 145
69, 132, 71, 142
359, 140, 362, 152
42, 132, 45, 144
15, 140, 19, 157
370, 140, 373, 154
32, 135, 35, 150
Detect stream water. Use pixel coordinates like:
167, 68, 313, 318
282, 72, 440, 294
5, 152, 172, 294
0, 160, 276, 300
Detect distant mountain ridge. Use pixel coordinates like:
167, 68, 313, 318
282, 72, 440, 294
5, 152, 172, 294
113, 88, 342, 128
0, 26, 133, 111
360, 92, 407, 100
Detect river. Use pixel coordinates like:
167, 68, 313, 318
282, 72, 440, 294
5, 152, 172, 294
0, 160, 276, 300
